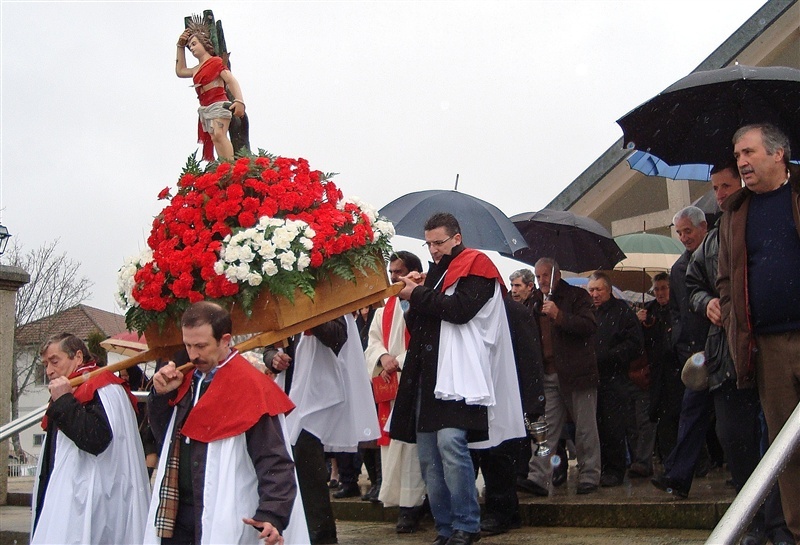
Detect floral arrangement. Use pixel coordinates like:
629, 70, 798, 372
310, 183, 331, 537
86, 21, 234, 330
117, 152, 394, 333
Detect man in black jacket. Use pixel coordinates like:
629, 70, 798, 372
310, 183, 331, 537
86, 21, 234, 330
390, 212, 522, 545
587, 271, 643, 487
650, 206, 711, 499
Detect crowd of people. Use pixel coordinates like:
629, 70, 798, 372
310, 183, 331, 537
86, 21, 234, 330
30, 123, 799, 545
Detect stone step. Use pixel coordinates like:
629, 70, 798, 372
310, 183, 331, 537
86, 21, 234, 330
331, 466, 734, 530
3, 465, 735, 544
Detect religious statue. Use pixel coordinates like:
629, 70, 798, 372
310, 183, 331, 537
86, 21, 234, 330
176, 11, 250, 161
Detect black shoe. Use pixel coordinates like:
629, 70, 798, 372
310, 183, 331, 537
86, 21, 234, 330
396, 507, 421, 534
332, 483, 360, 499
576, 482, 598, 495
361, 484, 380, 502
516, 478, 549, 496
432, 536, 449, 545
739, 531, 766, 545
327, 478, 339, 489
600, 473, 623, 487
650, 474, 689, 499
368, 484, 382, 503
446, 529, 481, 545
628, 462, 653, 478
309, 532, 338, 544
552, 464, 567, 487
552, 443, 568, 487
481, 513, 515, 536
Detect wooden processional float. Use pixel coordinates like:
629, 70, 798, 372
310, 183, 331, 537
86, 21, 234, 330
68, 264, 402, 387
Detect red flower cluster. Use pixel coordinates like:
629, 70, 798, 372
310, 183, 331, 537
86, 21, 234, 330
131, 155, 377, 313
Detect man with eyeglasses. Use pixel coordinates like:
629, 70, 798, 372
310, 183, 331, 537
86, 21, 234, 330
390, 212, 524, 545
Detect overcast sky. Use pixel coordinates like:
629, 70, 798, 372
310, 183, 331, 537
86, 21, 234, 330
1, 0, 766, 313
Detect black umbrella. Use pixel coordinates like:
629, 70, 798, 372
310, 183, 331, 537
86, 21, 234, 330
504, 209, 626, 273
617, 64, 800, 167
379, 190, 528, 254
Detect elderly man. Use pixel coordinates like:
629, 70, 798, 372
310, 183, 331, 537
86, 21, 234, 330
146, 301, 298, 545
651, 205, 712, 498
390, 212, 524, 545
364, 250, 427, 534
719, 123, 800, 541
517, 257, 601, 496
32, 333, 150, 545
587, 271, 644, 487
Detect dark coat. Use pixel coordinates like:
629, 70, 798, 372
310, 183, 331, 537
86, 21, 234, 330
686, 225, 736, 389
641, 298, 674, 412
389, 245, 495, 444
505, 298, 545, 419
594, 297, 644, 378
670, 250, 710, 361
544, 279, 598, 393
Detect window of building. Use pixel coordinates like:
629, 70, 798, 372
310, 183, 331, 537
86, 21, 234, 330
33, 434, 45, 446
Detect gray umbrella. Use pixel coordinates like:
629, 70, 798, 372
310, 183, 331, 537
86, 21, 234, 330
379, 190, 527, 254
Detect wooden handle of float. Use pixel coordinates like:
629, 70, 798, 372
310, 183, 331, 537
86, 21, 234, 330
67, 281, 404, 387
236, 281, 404, 352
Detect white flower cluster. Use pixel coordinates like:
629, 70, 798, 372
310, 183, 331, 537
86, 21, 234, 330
340, 196, 395, 242
214, 217, 316, 285
116, 248, 154, 309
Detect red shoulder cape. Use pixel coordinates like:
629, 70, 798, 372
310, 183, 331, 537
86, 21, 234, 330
442, 248, 506, 295
41, 363, 136, 430
176, 353, 295, 443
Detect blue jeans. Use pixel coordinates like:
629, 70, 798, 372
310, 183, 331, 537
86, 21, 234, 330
417, 427, 481, 536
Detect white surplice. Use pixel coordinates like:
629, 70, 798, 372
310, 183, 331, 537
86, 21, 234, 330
435, 279, 526, 449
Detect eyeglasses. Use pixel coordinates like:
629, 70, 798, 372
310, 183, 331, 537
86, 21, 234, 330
422, 235, 453, 248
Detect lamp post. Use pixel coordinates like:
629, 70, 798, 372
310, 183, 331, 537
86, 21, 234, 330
0, 224, 10, 256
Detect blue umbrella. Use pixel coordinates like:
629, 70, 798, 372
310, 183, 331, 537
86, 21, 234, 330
627, 151, 711, 181
379, 189, 528, 255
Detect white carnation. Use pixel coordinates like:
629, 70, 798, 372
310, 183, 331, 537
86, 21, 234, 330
273, 229, 294, 251
300, 237, 314, 250
262, 261, 279, 277
238, 245, 256, 264
257, 240, 277, 259
297, 253, 311, 271
279, 252, 297, 271
232, 263, 251, 281
246, 272, 263, 286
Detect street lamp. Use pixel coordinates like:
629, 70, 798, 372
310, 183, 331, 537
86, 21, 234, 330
0, 224, 11, 256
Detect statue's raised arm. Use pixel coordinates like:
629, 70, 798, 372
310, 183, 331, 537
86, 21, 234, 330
176, 11, 249, 161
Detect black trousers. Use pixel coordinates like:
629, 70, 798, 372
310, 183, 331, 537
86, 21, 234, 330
597, 374, 633, 480
473, 438, 526, 523
714, 382, 792, 542
294, 430, 337, 543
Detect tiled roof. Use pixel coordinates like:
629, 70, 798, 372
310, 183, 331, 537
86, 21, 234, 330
16, 304, 127, 347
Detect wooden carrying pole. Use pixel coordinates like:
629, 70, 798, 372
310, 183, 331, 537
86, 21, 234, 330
66, 281, 403, 388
